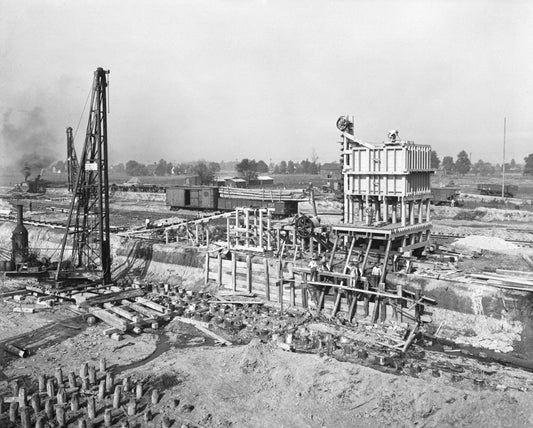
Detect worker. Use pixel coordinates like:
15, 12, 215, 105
308, 255, 319, 281
348, 261, 362, 288
145, 218, 151, 229
370, 262, 382, 288
319, 255, 331, 273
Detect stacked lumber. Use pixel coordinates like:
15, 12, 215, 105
219, 187, 306, 201
467, 270, 533, 291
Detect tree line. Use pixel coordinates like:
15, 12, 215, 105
431, 150, 533, 176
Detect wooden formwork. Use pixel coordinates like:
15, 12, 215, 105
204, 251, 434, 324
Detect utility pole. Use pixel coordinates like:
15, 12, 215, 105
502, 117, 506, 198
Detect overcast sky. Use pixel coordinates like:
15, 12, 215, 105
1, 0, 532, 168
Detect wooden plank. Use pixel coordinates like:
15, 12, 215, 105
175, 317, 232, 346
103, 303, 141, 323
81, 289, 144, 308
89, 308, 128, 332
122, 301, 164, 319
135, 297, 169, 314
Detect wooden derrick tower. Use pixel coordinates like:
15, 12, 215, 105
331, 116, 433, 277
56, 67, 111, 284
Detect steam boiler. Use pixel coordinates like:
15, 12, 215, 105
11, 204, 29, 265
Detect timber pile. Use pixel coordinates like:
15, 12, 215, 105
467, 269, 533, 291
0, 359, 169, 427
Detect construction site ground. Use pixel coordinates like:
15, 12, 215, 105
2, 184, 533, 427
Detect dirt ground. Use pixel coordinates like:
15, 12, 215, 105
2, 289, 533, 427
3, 187, 533, 426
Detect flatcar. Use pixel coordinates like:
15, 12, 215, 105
477, 183, 518, 198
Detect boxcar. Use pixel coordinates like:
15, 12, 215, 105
430, 187, 461, 206
166, 186, 219, 210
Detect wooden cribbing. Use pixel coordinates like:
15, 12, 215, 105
103, 304, 140, 323
81, 288, 144, 308
89, 308, 128, 332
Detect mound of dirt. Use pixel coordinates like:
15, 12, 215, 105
452, 235, 518, 252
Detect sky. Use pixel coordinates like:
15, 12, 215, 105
1, 0, 532, 169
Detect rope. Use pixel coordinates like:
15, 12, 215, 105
73, 82, 93, 141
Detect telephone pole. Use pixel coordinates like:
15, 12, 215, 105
502, 117, 506, 198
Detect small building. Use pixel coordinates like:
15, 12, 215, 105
250, 176, 274, 187
320, 162, 342, 180
225, 177, 247, 188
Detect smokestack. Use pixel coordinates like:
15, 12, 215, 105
12, 204, 29, 264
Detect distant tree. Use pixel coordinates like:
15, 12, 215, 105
430, 151, 440, 169
257, 160, 269, 174
236, 158, 258, 182
54, 160, 65, 173
208, 162, 221, 174
441, 156, 455, 174
524, 154, 533, 175
166, 162, 173, 175
154, 159, 168, 176
192, 161, 217, 185
113, 163, 125, 174
279, 161, 287, 174
273, 164, 280, 174
472, 159, 495, 176
287, 160, 295, 174
455, 150, 471, 175
125, 160, 148, 176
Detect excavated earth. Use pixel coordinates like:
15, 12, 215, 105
2, 188, 533, 427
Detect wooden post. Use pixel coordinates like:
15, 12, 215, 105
87, 396, 96, 420
31, 394, 41, 413
246, 255, 252, 293
204, 252, 210, 285
245, 209, 250, 247
289, 263, 295, 306
361, 236, 373, 272
278, 260, 284, 312
231, 252, 237, 292
226, 216, 231, 248
409, 201, 415, 225
113, 386, 121, 409
363, 279, 370, 316
392, 200, 397, 223
71, 393, 79, 412
217, 252, 223, 286
397, 284, 403, 322
264, 258, 270, 301
38, 374, 46, 392
267, 212, 272, 250
20, 404, 30, 428
301, 273, 308, 308
259, 209, 264, 250
401, 198, 407, 226
329, 234, 340, 268
418, 200, 424, 224
344, 235, 356, 274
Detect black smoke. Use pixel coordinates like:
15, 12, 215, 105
1, 107, 59, 179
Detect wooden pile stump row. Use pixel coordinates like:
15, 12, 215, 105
0, 359, 161, 427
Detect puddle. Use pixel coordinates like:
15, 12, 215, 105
116, 322, 217, 374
